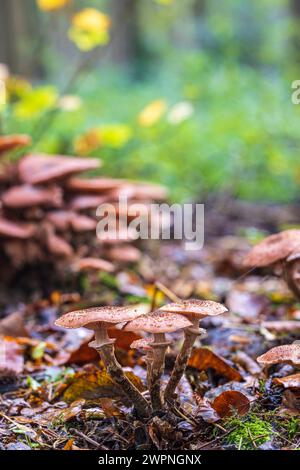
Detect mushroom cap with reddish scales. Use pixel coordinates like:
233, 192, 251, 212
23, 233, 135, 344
243, 230, 300, 268
55, 304, 149, 330
159, 299, 228, 319
18, 154, 100, 185
257, 344, 300, 367
125, 310, 193, 334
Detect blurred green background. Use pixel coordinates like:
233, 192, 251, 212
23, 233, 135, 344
1, 0, 300, 202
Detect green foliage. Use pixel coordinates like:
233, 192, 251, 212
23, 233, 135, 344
225, 413, 273, 450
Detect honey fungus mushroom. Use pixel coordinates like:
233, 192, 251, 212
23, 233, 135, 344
243, 230, 300, 300
130, 338, 154, 391
159, 299, 228, 403
55, 304, 150, 418
257, 344, 300, 369
125, 310, 192, 411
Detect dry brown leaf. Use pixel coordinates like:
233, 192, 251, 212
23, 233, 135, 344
0, 337, 24, 376
211, 390, 250, 418
0, 312, 28, 337
274, 373, 300, 389
188, 347, 243, 382
194, 395, 220, 423
63, 366, 144, 403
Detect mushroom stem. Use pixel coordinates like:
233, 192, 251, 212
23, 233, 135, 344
145, 350, 154, 390
91, 328, 150, 418
150, 332, 170, 411
164, 319, 204, 404
283, 259, 300, 301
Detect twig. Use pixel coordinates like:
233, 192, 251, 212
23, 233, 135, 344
155, 281, 180, 303
69, 427, 102, 449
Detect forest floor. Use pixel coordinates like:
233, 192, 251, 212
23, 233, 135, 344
0, 198, 300, 450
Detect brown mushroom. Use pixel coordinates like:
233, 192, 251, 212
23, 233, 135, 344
0, 217, 36, 239
257, 344, 300, 368
55, 304, 150, 418
44, 224, 73, 258
131, 338, 154, 390
159, 299, 228, 403
106, 245, 141, 263
72, 257, 115, 273
243, 230, 300, 300
18, 154, 100, 185
125, 310, 192, 410
66, 177, 126, 193
0, 134, 31, 155
69, 194, 108, 211
2, 185, 62, 208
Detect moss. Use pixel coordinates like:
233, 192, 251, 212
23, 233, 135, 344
225, 414, 273, 450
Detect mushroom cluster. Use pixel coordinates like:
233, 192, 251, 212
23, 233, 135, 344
55, 298, 228, 418
243, 229, 300, 301
0, 134, 167, 283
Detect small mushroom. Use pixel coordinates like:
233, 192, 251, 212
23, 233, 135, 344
125, 310, 192, 411
159, 299, 228, 403
243, 230, 300, 300
106, 245, 141, 263
130, 338, 154, 390
257, 344, 300, 368
0, 134, 31, 155
55, 304, 150, 418
66, 177, 126, 193
69, 194, 108, 211
18, 154, 100, 185
0, 217, 36, 239
72, 257, 115, 273
2, 185, 63, 208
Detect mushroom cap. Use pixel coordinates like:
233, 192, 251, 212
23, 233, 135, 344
70, 214, 97, 232
55, 304, 149, 330
66, 177, 126, 193
2, 185, 62, 208
129, 183, 168, 201
257, 344, 300, 366
0, 218, 36, 239
125, 310, 193, 334
18, 154, 100, 185
243, 230, 300, 268
159, 299, 228, 319
0, 134, 31, 155
130, 338, 153, 351
69, 194, 108, 211
106, 245, 141, 263
72, 257, 114, 273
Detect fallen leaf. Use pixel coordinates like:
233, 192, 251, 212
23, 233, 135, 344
0, 312, 28, 337
0, 337, 24, 376
274, 373, 300, 389
211, 390, 250, 418
63, 366, 144, 403
188, 347, 243, 382
194, 395, 220, 423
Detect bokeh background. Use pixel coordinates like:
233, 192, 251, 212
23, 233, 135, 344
1, 0, 300, 202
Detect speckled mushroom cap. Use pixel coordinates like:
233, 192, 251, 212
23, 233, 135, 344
18, 154, 100, 185
130, 338, 153, 351
257, 344, 300, 367
125, 310, 193, 334
243, 230, 300, 268
159, 299, 228, 319
55, 304, 149, 330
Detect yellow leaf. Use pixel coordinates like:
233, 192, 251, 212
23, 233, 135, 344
138, 99, 167, 127
100, 124, 132, 148
36, 0, 70, 11
13, 86, 58, 118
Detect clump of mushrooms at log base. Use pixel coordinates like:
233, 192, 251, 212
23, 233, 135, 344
0, 133, 167, 288
55, 299, 228, 418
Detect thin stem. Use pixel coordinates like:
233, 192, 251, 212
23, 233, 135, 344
283, 259, 300, 301
150, 332, 169, 411
94, 341, 150, 419
164, 319, 202, 404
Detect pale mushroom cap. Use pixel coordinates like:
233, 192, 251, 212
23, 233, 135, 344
125, 310, 193, 334
106, 245, 141, 263
257, 344, 300, 366
18, 154, 100, 185
243, 230, 300, 268
130, 338, 153, 351
55, 304, 149, 329
159, 299, 228, 319
69, 194, 108, 211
